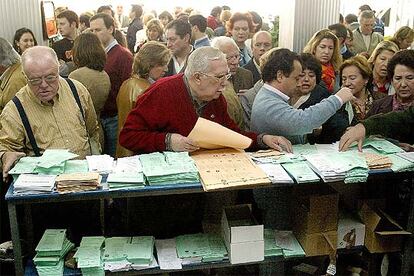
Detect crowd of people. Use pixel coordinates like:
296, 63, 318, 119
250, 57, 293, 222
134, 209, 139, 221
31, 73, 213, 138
0, 3, 413, 270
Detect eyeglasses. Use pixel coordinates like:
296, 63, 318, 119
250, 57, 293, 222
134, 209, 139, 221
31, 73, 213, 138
26, 74, 59, 86
198, 72, 232, 83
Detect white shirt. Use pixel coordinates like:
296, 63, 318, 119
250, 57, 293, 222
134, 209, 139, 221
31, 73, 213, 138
105, 39, 118, 53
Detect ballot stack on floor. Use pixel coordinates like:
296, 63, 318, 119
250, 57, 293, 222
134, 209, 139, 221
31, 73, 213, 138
34, 229, 74, 276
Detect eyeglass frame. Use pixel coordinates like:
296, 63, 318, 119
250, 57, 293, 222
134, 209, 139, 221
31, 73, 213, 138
24, 73, 59, 86
197, 71, 232, 83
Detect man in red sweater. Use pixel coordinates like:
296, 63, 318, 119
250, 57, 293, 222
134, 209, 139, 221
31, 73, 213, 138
120, 46, 292, 154
90, 13, 133, 157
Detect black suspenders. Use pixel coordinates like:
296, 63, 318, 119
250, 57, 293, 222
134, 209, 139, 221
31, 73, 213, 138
12, 78, 87, 156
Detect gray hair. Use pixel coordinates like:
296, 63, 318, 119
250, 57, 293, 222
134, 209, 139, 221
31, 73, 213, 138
184, 46, 226, 78
0, 37, 20, 67
21, 46, 59, 74
252, 31, 272, 44
211, 36, 239, 51
359, 10, 375, 21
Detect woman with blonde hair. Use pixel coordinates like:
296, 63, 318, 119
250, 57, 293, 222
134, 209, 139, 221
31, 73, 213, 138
134, 19, 165, 52
389, 26, 414, 50
367, 40, 399, 99
340, 55, 374, 122
303, 29, 342, 93
116, 41, 172, 157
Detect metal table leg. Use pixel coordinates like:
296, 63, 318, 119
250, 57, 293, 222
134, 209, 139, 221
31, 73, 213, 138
8, 202, 23, 276
401, 177, 414, 276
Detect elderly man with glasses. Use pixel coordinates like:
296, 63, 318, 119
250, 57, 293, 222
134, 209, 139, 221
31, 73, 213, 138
0, 46, 100, 181
120, 46, 291, 154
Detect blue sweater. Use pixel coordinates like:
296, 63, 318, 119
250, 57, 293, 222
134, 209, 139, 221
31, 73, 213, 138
251, 85, 342, 143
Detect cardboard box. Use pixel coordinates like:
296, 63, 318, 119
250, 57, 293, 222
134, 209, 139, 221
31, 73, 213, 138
292, 185, 339, 234
359, 203, 410, 253
221, 204, 264, 264
337, 211, 365, 249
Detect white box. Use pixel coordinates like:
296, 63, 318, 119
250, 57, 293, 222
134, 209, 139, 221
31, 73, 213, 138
337, 212, 365, 249
221, 205, 264, 264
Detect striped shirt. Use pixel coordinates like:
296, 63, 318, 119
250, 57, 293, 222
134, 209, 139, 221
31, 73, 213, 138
0, 78, 101, 158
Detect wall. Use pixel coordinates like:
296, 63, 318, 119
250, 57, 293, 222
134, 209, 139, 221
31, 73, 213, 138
278, 0, 341, 53
0, 0, 45, 46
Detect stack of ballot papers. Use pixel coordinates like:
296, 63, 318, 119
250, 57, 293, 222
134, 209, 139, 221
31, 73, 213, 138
9, 150, 79, 177
389, 154, 414, 172
86, 155, 114, 173
13, 174, 56, 195
364, 152, 393, 169
175, 233, 228, 264
360, 138, 404, 154
263, 229, 305, 258
305, 152, 369, 183
281, 161, 320, 183
74, 236, 105, 276
140, 152, 199, 185
34, 229, 74, 276
264, 229, 283, 257
256, 163, 294, 184
397, 152, 414, 163
55, 172, 101, 194
107, 156, 145, 189
274, 230, 305, 258
103, 236, 156, 272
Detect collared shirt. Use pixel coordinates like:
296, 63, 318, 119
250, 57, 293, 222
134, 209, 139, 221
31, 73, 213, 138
105, 38, 118, 53
253, 59, 261, 74
183, 75, 208, 116
0, 78, 100, 158
263, 83, 290, 102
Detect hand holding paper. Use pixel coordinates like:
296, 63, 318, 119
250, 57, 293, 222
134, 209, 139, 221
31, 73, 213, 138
262, 135, 293, 153
170, 134, 199, 152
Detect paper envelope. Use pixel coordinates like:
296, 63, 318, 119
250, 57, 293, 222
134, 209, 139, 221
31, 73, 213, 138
188, 117, 252, 150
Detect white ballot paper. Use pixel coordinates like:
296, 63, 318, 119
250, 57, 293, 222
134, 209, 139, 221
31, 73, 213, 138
155, 239, 182, 270
188, 117, 252, 150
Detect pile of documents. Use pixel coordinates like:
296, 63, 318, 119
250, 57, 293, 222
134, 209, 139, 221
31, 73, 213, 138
74, 236, 105, 276
281, 161, 320, 183
140, 152, 199, 185
9, 149, 80, 177
397, 152, 414, 163
264, 229, 283, 257
55, 172, 101, 194
389, 154, 414, 172
274, 230, 306, 258
361, 138, 404, 154
103, 236, 156, 272
256, 163, 294, 184
13, 174, 56, 195
304, 152, 369, 183
175, 233, 228, 264
364, 152, 393, 169
86, 155, 114, 173
107, 156, 145, 189
34, 229, 74, 276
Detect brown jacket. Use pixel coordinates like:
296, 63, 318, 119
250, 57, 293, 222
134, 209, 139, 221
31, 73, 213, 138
116, 76, 150, 157
0, 62, 26, 114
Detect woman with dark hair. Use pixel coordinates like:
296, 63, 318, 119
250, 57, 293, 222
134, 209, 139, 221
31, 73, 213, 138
158, 10, 173, 28
291, 53, 349, 143
227, 12, 254, 66
367, 49, 414, 117
69, 32, 110, 146
13, 27, 37, 54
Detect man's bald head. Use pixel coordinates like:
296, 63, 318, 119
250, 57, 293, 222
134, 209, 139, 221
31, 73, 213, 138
252, 31, 272, 63
21, 46, 59, 75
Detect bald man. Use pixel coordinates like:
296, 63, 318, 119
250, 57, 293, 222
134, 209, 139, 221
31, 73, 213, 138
0, 46, 100, 180
243, 31, 273, 83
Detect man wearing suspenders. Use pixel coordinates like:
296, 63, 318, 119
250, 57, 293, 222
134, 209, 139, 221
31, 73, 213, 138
0, 46, 101, 181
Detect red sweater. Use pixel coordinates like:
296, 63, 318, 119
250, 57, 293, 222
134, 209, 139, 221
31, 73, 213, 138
102, 44, 133, 118
119, 74, 259, 153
